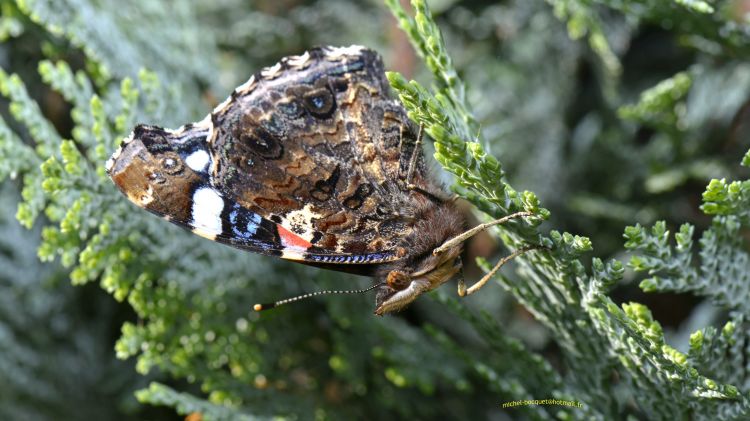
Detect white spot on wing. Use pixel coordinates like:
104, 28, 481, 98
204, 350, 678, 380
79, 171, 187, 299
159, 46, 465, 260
122, 131, 135, 144
185, 149, 210, 173
281, 203, 319, 243
212, 97, 232, 114
191, 187, 224, 238
195, 114, 215, 144
324, 45, 365, 60
287, 52, 311, 68
236, 75, 257, 94
261, 62, 284, 79
194, 114, 212, 129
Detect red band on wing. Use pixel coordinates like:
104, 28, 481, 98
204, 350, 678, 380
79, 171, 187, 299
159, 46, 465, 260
277, 224, 313, 249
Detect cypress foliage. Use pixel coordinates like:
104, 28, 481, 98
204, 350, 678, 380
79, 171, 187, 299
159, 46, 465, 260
0, 0, 749, 419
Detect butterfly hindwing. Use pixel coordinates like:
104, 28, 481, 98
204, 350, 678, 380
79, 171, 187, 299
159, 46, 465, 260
208, 46, 430, 257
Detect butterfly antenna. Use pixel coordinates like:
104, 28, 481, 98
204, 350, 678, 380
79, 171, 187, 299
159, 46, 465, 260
253, 283, 386, 312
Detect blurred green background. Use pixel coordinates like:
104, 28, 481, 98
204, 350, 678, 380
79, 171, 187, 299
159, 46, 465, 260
1, 0, 749, 419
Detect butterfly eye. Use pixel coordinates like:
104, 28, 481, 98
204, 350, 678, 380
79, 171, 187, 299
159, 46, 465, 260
303, 88, 335, 119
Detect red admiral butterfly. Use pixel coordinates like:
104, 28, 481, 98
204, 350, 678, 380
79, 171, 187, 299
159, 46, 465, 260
106, 45, 533, 315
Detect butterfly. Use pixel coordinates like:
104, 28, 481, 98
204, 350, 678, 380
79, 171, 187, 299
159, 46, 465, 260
105, 45, 534, 315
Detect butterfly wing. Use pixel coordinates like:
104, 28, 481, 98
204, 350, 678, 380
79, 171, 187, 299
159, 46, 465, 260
106, 46, 438, 272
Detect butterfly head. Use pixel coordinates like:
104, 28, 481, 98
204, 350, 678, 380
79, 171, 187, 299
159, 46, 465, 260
373, 202, 465, 315
374, 244, 463, 315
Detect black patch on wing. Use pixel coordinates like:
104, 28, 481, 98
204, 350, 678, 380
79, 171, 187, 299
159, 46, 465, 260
311, 165, 340, 202
216, 198, 283, 257
238, 127, 284, 160
135, 125, 172, 153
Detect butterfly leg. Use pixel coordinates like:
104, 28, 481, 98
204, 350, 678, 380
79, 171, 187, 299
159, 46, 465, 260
457, 244, 544, 297
432, 210, 542, 295
401, 124, 448, 202
433, 211, 534, 255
